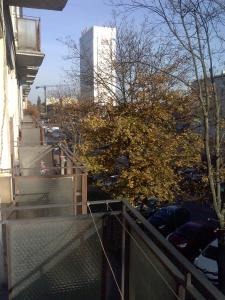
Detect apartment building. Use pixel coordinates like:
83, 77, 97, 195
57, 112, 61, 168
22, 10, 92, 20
80, 26, 116, 103
0, 3, 224, 299
0, 0, 68, 203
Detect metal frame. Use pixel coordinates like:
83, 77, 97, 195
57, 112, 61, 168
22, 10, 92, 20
0, 200, 224, 299
122, 201, 225, 300
121, 204, 130, 300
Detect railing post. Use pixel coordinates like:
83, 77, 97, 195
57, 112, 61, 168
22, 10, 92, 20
73, 174, 77, 216
177, 272, 191, 299
177, 284, 186, 300
40, 127, 44, 145
1, 224, 10, 299
60, 154, 65, 175
121, 203, 130, 300
81, 172, 87, 214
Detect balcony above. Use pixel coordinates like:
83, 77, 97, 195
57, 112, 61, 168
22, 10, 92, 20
7, 0, 68, 10
16, 16, 44, 68
16, 51, 44, 67
18, 67, 38, 92
22, 85, 31, 97
20, 74, 36, 85
18, 66, 39, 78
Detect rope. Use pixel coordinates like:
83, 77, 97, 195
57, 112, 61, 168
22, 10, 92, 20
88, 203, 125, 300
107, 204, 183, 300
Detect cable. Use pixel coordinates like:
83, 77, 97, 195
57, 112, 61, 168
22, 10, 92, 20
107, 204, 182, 300
88, 203, 125, 300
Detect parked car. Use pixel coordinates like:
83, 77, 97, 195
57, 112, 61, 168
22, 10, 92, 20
148, 205, 190, 236
52, 129, 60, 138
47, 126, 59, 134
178, 168, 202, 182
51, 129, 66, 139
90, 173, 119, 188
167, 222, 217, 261
47, 127, 52, 134
136, 198, 159, 219
194, 239, 218, 284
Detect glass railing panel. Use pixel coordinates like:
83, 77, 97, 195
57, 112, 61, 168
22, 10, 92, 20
129, 229, 178, 300
15, 176, 74, 205
6, 215, 103, 300
17, 17, 40, 52
0, 176, 12, 203
20, 128, 41, 146
0, 222, 5, 296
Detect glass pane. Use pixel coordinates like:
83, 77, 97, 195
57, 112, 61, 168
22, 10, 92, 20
17, 18, 37, 51
15, 177, 73, 205
129, 229, 178, 300
7, 216, 103, 300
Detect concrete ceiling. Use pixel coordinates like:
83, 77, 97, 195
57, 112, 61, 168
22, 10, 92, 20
7, 0, 68, 11
16, 51, 44, 67
18, 66, 39, 77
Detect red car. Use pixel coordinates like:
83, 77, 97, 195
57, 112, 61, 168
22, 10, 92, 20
167, 221, 217, 261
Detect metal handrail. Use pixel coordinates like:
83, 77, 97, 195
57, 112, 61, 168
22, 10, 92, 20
17, 16, 40, 21
0, 200, 120, 213
59, 142, 87, 169
123, 200, 224, 300
0, 199, 223, 298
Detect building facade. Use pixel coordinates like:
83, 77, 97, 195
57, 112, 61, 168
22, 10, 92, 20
80, 26, 116, 103
214, 72, 225, 116
0, 0, 68, 203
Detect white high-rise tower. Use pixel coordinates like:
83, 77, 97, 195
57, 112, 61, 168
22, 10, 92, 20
80, 26, 116, 103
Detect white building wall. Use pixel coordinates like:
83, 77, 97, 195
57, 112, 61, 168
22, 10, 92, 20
0, 2, 21, 173
7, 69, 21, 161
80, 27, 94, 100
80, 26, 116, 103
0, 8, 11, 172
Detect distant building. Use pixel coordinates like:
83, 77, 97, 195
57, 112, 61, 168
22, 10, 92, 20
193, 72, 225, 114
214, 72, 225, 116
80, 26, 116, 103
177, 71, 225, 143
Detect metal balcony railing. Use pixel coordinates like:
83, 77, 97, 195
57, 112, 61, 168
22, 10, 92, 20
16, 16, 41, 52
0, 200, 224, 300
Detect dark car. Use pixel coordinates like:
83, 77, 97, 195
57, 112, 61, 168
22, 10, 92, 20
167, 222, 217, 261
136, 198, 159, 219
148, 205, 190, 236
179, 168, 202, 182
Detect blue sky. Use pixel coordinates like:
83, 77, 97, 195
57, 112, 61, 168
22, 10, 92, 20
25, 0, 119, 103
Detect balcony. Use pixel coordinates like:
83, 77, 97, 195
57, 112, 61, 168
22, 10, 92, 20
22, 85, 31, 98
0, 200, 224, 300
15, 16, 44, 68
0, 115, 224, 299
18, 66, 39, 85
7, 0, 68, 11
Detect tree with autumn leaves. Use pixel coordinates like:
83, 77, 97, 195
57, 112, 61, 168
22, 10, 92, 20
57, 19, 204, 202
78, 79, 203, 202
